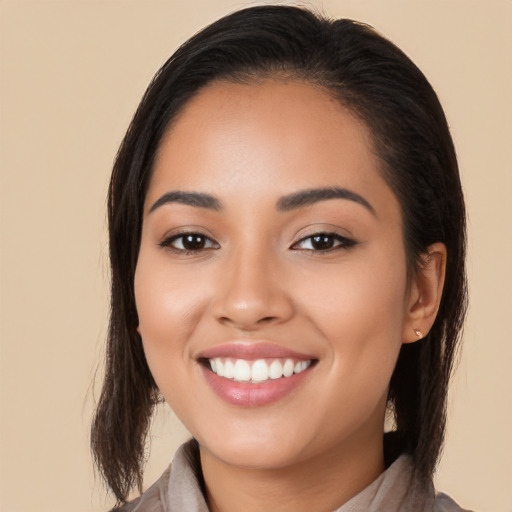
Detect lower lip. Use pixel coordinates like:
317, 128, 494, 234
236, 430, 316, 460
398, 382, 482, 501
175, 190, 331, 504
200, 364, 313, 407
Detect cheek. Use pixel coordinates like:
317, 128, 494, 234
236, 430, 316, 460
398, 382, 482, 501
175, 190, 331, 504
298, 251, 407, 332
296, 260, 407, 437
296, 252, 408, 380
134, 252, 208, 382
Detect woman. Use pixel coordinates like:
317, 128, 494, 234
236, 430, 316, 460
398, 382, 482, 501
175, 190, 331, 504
91, 5, 469, 511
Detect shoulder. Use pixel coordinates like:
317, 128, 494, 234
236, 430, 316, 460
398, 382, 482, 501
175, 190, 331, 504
434, 492, 475, 512
113, 463, 172, 512
112, 439, 205, 512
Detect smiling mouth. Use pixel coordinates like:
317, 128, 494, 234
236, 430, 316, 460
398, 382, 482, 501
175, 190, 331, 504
200, 357, 315, 383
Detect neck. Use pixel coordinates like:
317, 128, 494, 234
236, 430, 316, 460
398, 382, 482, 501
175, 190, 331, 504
200, 431, 385, 512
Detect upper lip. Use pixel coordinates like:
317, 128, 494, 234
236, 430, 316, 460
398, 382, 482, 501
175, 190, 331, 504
197, 341, 315, 361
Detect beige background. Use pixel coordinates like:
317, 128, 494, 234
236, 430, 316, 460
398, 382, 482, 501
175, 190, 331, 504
1, 1, 511, 511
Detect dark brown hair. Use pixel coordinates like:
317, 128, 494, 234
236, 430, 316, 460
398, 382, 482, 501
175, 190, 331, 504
91, 5, 467, 506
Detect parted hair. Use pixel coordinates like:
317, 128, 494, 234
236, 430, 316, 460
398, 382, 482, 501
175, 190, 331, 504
91, 5, 467, 506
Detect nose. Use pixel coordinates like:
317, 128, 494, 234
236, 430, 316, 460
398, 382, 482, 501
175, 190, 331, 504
212, 247, 295, 331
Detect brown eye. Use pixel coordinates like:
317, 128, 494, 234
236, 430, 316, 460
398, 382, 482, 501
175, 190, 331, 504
160, 232, 219, 252
310, 234, 336, 250
181, 234, 207, 250
293, 232, 356, 252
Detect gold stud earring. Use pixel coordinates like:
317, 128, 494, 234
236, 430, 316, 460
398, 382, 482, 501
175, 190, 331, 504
414, 329, 423, 339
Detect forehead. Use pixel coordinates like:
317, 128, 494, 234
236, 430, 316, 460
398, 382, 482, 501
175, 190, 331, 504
148, 79, 397, 218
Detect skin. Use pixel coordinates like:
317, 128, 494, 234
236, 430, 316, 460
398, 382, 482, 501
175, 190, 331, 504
135, 80, 446, 512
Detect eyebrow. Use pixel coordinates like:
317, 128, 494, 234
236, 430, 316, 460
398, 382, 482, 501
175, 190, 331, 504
149, 191, 222, 213
149, 186, 375, 216
276, 187, 375, 215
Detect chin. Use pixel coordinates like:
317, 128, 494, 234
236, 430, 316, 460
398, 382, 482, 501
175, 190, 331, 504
196, 425, 309, 470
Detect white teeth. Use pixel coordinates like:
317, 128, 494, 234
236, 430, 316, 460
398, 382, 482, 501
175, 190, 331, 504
233, 359, 251, 381
223, 360, 235, 379
208, 357, 312, 382
283, 359, 294, 377
251, 359, 269, 382
269, 360, 283, 379
294, 360, 309, 373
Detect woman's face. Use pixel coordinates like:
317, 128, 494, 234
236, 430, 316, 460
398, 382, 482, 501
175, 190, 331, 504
135, 80, 417, 471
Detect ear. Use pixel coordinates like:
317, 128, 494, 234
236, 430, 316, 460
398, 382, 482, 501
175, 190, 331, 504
402, 242, 447, 343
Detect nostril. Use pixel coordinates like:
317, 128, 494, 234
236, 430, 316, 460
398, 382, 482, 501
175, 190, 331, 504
212, 286, 295, 329
258, 316, 278, 324
218, 316, 279, 331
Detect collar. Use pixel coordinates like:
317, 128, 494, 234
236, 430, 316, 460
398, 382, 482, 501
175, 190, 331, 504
165, 440, 435, 512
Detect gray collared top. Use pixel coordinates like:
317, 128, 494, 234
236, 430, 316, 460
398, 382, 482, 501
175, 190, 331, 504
117, 441, 472, 512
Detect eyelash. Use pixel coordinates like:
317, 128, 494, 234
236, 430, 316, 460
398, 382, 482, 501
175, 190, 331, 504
159, 231, 356, 255
159, 232, 219, 255
291, 232, 357, 253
